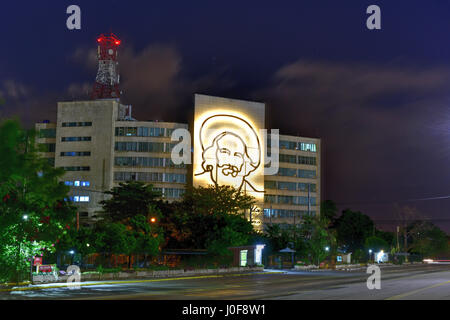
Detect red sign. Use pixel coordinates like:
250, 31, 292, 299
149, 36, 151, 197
33, 257, 43, 266
38, 265, 53, 273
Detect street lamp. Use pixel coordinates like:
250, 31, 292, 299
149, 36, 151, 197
369, 249, 373, 263
69, 250, 75, 265
23, 215, 28, 220
325, 247, 329, 252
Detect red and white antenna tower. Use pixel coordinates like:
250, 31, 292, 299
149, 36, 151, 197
91, 33, 121, 100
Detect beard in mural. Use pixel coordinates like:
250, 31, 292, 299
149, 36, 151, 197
195, 114, 263, 193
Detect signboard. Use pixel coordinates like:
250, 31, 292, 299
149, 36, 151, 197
37, 265, 53, 273
33, 256, 43, 266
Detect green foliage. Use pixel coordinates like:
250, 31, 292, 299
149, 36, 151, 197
334, 209, 374, 253
183, 185, 256, 216
263, 215, 336, 265
97, 181, 164, 264
158, 185, 256, 253
206, 213, 254, 255
0, 119, 75, 282
100, 181, 161, 222
263, 224, 292, 253
321, 200, 338, 223
365, 236, 389, 252
299, 216, 336, 265
407, 221, 448, 257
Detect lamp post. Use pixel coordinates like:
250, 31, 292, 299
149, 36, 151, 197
69, 250, 75, 265
369, 249, 373, 263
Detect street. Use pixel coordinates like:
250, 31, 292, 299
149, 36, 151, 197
1, 264, 449, 300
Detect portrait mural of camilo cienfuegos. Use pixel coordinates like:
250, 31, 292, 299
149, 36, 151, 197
193, 94, 277, 231
195, 114, 263, 193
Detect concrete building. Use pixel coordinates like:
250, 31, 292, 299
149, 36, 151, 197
263, 134, 321, 227
36, 99, 188, 226
36, 95, 320, 230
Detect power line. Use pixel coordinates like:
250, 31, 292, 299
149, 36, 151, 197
336, 194, 450, 206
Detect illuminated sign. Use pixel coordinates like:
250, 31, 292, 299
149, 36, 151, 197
193, 95, 265, 231
195, 114, 262, 193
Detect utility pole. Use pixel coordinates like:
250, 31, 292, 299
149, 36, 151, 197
396, 226, 400, 251
403, 224, 408, 263
307, 183, 311, 216
270, 204, 272, 225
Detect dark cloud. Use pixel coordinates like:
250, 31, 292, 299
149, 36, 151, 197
257, 60, 450, 231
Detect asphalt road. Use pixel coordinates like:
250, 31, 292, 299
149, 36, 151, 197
2, 264, 449, 300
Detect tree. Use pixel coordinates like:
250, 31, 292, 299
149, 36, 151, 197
407, 221, 448, 258
334, 209, 374, 254
90, 222, 134, 268
263, 224, 292, 253
158, 185, 256, 254
183, 185, 255, 217
365, 236, 389, 253
298, 216, 336, 265
99, 181, 164, 268
321, 200, 338, 224
0, 119, 75, 282
100, 181, 161, 222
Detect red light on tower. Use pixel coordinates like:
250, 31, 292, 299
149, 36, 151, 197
91, 33, 121, 100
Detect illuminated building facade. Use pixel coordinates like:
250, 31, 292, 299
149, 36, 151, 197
36, 94, 320, 230
263, 134, 321, 228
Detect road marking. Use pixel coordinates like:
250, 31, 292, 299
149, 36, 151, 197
0, 272, 285, 293
386, 279, 450, 300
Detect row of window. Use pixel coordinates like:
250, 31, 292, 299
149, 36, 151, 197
264, 181, 316, 192
39, 128, 56, 139
264, 194, 317, 206
163, 188, 185, 198
145, 187, 184, 199
277, 168, 317, 178
278, 154, 317, 165
114, 157, 186, 169
62, 122, 92, 127
62, 137, 91, 142
114, 172, 187, 183
60, 151, 91, 157
64, 181, 90, 187
66, 196, 90, 203
115, 127, 177, 138
264, 221, 317, 231
263, 209, 316, 218
62, 166, 90, 171
275, 141, 317, 152
115, 142, 177, 153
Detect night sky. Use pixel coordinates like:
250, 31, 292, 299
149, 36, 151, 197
1, 1, 449, 231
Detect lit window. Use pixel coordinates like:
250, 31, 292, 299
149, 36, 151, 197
74, 181, 80, 187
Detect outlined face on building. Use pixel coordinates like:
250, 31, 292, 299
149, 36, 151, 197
195, 114, 262, 193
